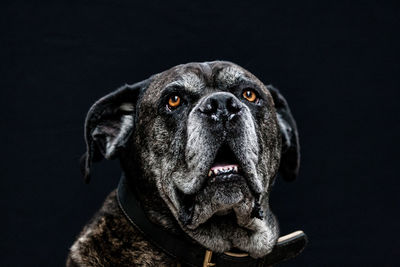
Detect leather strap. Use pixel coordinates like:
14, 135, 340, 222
117, 175, 307, 267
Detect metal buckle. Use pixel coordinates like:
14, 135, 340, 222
203, 250, 216, 267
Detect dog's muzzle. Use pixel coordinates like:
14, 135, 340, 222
174, 92, 264, 228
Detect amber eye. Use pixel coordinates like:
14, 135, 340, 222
242, 89, 257, 102
168, 95, 181, 109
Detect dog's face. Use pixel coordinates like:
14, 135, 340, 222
82, 61, 299, 257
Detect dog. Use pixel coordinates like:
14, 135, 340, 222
67, 61, 302, 266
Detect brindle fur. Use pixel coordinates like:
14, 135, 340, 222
67, 61, 299, 266
67, 191, 177, 266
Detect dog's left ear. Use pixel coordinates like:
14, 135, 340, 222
267, 85, 300, 181
81, 79, 151, 183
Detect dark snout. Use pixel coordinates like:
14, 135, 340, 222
198, 92, 242, 122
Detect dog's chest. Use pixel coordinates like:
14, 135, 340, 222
67, 190, 177, 267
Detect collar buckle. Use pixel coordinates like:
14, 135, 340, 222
203, 250, 216, 267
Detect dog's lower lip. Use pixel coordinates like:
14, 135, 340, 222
209, 173, 243, 184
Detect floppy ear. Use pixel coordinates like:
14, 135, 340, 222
267, 85, 300, 181
81, 79, 151, 183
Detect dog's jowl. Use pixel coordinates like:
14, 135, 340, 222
67, 61, 305, 267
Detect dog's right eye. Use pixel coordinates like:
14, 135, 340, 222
167, 95, 181, 110
242, 89, 258, 103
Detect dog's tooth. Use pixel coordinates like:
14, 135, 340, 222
208, 170, 213, 177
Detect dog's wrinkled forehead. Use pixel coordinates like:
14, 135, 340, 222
142, 61, 263, 102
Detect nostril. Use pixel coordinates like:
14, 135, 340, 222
200, 98, 218, 115
227, 97, 241, 114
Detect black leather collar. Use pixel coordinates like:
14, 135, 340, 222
117, 175, 307, 267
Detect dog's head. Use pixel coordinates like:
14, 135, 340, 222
82, 61, 299, 257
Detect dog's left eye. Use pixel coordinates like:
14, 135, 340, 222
167, 95, 181, 109
242, 89, 258, 103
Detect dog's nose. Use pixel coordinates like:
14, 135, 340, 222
199, 92, 242, 121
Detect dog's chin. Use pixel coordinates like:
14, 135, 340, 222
175, 178, 279, 257
183, 175, 256, 230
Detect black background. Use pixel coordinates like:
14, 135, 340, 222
2, 0, 399, 266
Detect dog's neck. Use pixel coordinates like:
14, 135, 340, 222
119, 150, 185, 236
124, 170, 186, 235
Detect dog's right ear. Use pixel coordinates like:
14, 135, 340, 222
81, 79, 151, 183
267, 85, 300, 182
